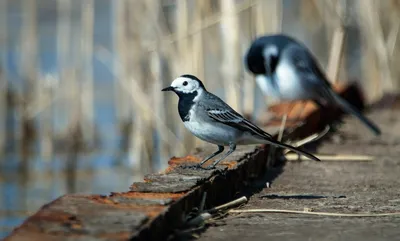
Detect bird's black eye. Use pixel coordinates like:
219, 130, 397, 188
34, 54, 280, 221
183, 81, 188, 86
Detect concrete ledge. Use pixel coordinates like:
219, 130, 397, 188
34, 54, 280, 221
5, 83, 365, 241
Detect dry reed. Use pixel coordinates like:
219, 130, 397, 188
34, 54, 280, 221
81, 0, 95, 144
1, 0, 400, 175
0, 0, 8, 157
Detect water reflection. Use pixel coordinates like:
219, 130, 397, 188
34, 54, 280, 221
0, 153, 144, 238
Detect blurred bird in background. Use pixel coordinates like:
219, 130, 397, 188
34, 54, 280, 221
245, 34, 381, 136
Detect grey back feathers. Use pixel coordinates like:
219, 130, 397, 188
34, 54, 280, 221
199, 92, 273, 140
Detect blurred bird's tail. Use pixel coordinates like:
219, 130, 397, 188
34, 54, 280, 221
328, 89, 381, 136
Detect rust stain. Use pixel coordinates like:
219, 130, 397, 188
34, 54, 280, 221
265, 101, 318, 127
268, 101, 317, 117
116, 191, 185, 200
89, 196, 167, 218
32, 210, 76, 224
220, 160, 238, 169
266, 83, 347, 126
161, 166, 175, 174
4, 232, 80, 241
99, 231, 131, 241
86, 194, 170, 218
89, 195, 116, 205
167, 155, 200, 166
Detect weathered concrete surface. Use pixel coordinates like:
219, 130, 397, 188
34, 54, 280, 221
197, 100, 400, 241
4, 84, 365, 241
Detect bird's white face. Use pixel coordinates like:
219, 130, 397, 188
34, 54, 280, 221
170, 76, 201, 94
263, 45, 279, 58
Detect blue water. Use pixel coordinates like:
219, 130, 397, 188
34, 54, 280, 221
0, 150, 147, 239
0, 105, 150, 238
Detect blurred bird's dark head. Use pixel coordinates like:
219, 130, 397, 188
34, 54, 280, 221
245, 34, 298, 77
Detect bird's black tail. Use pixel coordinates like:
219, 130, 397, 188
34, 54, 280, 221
262, 138, 321, 162
328, 88, 381, 136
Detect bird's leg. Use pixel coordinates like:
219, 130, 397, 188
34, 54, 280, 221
182, 145, 224, 169
198, 145, 225, 167
203, 143, 236, 170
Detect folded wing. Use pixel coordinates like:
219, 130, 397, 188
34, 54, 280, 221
207, 109, 272, 139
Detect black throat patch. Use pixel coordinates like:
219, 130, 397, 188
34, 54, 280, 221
177, 91, 197, 122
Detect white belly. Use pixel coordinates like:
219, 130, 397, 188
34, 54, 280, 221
183, 120, 238, 146
274, 61, 309, 101
256, 75, 280, 100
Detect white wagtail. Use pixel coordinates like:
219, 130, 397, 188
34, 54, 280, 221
245, 34, 381, 136
162, 74, 320, 169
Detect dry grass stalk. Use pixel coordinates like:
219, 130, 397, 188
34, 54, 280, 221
277, 114, 287, 142
20, 0, 38, 84
38, 74, 55, 162
139, 0, 188, 157
360, 0, 396, 95
81, 0, 95, 143
239, 3, 255, 116
149, 7, 169, 172
186, 196, 247, 227
326, 27, 346, 84
113, 0, 150, 170
285, 153, 375, 162
176, 0, 189, 69
112, 0, 134, 167
152, 50, 169, 170
283, 126, 330, 153
207, 196, 248, 213
58, 0, 82, 140
129, 1, 146, 171
261, 0, 282, 34
20, 0, 38, 162
176, 0, 197, 153
57, 0, 72, 136
386, 20, 400, 57
95, 48, 184, 151
221, 0, 240, 110
144, 0, 256, 54
229, 208, 400, 217
0, 0, 8, 156
113, 0, 131, 124
191, 1, 207, 147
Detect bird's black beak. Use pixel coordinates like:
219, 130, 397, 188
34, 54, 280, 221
161, 86, 175, 92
